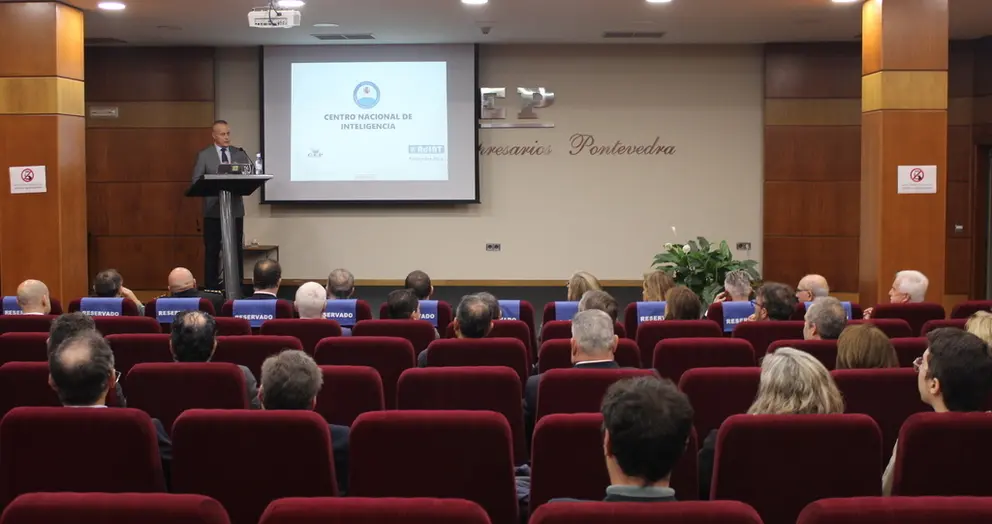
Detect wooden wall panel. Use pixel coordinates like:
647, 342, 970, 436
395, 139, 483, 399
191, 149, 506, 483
88, 182, 201, 237
764, 126, 861, 181
85, 47, 214, 102
0, 3, 57, 77
87, 128, 211, 182
764, 182, 860, 237
765, 43, 861, 99
762, 237, 859, 292
946, 237, 972, 295
89, 237, 204, 293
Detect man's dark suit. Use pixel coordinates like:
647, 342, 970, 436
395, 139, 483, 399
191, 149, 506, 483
192, 144, 249, 290
243, 292, 279, 300
523, 360, 619, 445
170, 288, 225, 315
329, 424, 350, 495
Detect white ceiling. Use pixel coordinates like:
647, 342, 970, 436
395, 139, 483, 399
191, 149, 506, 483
25, 0, 992, 46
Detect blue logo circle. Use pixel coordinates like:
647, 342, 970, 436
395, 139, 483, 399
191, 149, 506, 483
354, 81, 380, 109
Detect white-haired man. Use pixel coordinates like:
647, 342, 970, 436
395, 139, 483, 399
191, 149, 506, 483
863, 270, 929, 320
16, 280, 51, 315
295, 282, 327, 320
326, 268, 355, 300
796, 274, 830, 304
712, 270, 753, 303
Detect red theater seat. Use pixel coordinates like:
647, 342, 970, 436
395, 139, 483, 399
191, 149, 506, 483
535, 367, 656, 423
94, 316, 161, 335
892, 412, 992, 496
503, 300, 536, 344
260, 318, 342, 354
0, 362, 60, 417
106, 334, 173, 386
316, 365, 384, 426
397, 366, 525, 465
678, 367, 761, 438
213, 335, 302, 379
259, 497, 490, 524
732, 321, 805, 357
540, 320, 626, 342
799, 496, 992, 524
0, 299, 62, 316
537, 338, 640, 373
848, 319, 914, 339
443, 320, 535, 362
172, 410, 338, 524
215, 317, 252, 336
712, 414, 882, 524
313, 337, 415, 410
890, 337, 928, 368
767, 339, 837, 370
0, 493, 231, 524
637, 320, 723, 369
0, 315, 56, 335
220, 299, 294, 319
69, 298, 141, 316
0, 407, 166, 505
869, 303, 946, 336
951, 300, 992, 319
530, 500, 762, 524
424, 338, 529, 384
0, 332, 48, 365
354, 319, 436, 357
920, 318, 967, 336
654, 338, 756, 383
350, 410, 518, 524
126, 362, 250, 433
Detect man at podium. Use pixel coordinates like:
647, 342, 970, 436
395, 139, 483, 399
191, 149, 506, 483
192, 120, 250, 290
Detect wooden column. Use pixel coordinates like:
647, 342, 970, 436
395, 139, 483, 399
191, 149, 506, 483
0, 2, 87, 301
860, 0, 949, 307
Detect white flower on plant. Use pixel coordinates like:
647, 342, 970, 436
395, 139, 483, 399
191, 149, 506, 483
664, 243, 674, 250
682, 244, 692, 254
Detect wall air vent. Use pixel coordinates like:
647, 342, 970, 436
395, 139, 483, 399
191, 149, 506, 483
312, 33, 376, 41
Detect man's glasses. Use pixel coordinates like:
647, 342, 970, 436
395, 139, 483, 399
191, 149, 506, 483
114, 370, 121, 385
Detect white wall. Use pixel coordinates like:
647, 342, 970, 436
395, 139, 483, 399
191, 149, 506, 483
216, 44, 764, 281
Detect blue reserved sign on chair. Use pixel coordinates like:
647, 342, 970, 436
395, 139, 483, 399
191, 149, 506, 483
2, 297, 22, 315
554, 301, 580, 321
155, 298, 202, 323
722, 302, 754, 333
80, 298, 124, 317
636, 302, 667, 324
232, 300, 277, 328
324, 299, 358, 327
499, 300, 521, 320
805, 301, 853, 320
418, 300, 439, 327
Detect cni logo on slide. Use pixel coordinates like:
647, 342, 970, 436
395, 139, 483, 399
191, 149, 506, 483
353, 81, 380, 109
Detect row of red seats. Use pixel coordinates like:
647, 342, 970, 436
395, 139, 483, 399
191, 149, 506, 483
2, 406, 989, 524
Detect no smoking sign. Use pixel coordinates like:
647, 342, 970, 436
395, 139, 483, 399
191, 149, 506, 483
897, 165, 937, 194
8, 165, 47, 195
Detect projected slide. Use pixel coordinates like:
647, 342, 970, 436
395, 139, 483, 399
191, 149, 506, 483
290, 61, 449, 182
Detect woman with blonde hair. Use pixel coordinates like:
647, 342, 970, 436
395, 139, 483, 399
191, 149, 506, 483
965, 311, 992, 350
836, 323, 898, 369
566, 271, 601, 301
642, 270, 675, 302
698, 347, 843, 497
664, 286, 702, 320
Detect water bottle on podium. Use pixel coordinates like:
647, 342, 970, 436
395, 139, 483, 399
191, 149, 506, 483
255, 153, 263, 174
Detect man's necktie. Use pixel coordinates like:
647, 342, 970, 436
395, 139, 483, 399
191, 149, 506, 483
221, 147, 229, 164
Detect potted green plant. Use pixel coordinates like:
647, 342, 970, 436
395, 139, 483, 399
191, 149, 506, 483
652, 236, 760, 305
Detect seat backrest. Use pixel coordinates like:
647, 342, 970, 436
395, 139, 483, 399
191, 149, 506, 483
0, 362, 61, 417
350, 410, 517, 524
0, 298, 62, 316
213, 335, 302, 379
831, 368, 927, 464
712, 414, 882, 524
950, 300, 992, 319
0, 332, 49, 365
443, 320, 535, 361
260, 319, 342, 354
126, 362, 249, 433
224, 299, 295, 328
497, 300, 536, 345
870, 303, 946, 336
259, 497, 490, 524
93, 316, 161, 336
105, 334, 173, 386
847, 319, 914, 339
798, 496, 992, 524
0, 315, 56, 335
535, 368, 657, 422
678, 367, 761, 438
542, 301, 580, 323
637, 320, 723, 367
893, 412, 992, 496
353, 319, 436, 357
316, 365, 384, 426
397, 366, 525, 465
732, 321, 806, 356
0, 407, 166, 505
540, 320, 626, 343
921, 318, 967, 336
214, 317, 252, 336
146, 297, 215, 326
890, 337, 928, 368
767, 339, 837, 370
531, 500, 762, 524
424, 338, 529, 384
654, 338, 756, 383
313, 337, 415, 409
70, 297, 140, 317
378, 300, 453, 329
322, 299, 373, 327
537, 339, 640, 373
172, 410, 337, 524
623, 301, 668, 340
0, 493, 231, 524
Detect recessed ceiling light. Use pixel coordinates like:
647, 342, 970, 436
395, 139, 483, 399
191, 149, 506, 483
831, 0, 859, 3
277, 0, 305, 7
313, 22, 339, 27
97, 2, 126, 10
646, 0, 673, 3
462, 0, 488, 5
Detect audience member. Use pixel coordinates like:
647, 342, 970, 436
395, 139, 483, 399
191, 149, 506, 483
417, 294, 492, 367
326, 268, 355, 299
166, 267, 223, 313
524, 310, 619, 439
476, 291, 502, 320
405, 270, 433, 300
803, 297, 846, 340
259, 349, 350, 493
170, 311, 260, 409
836, 323, 898, 369
796, 274, 830, 303
664, 286, 702, 320
750, 282, 796, 321
642, 271, 675, 303
578, 289, 619, 323
552, 376, 693, 502
48, 330, 170, 469
712, 270, 753, 303
385, 289, 421, 320
247, 259, 281, 300
965, 311, 992, 351
294, 281, 327, 320
47, 312, 126, 407
93, 269, 144, 314
698, 347, 843, 498
567, 271, 602, 301
882, 328, 992, 495
864, 270, 929, 319
15, 279, 51, 315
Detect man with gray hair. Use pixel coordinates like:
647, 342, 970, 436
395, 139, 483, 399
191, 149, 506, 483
476, 292, 502, 320
16, 279, 51, 315
712, 270, 753, 303
524, 309, 619, 438
803, 296, 847, 341
417, 294, 493, 367
578, 290, 619, 324
796, 274, 830, 304
295, 282, 327, 319
864, 270, 930, 319
326, 269, 355, 299
259, 349, 350, 493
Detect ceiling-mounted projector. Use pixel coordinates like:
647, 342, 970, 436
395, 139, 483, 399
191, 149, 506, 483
248, 7, 301, 28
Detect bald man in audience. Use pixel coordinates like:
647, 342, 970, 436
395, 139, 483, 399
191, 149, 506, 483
166, 267, 224, 313
864, 270, 930, 320
476, 291, 502, 320
16, 280, 51, 315
796, 274, 830, 304
295, 282, 327, 319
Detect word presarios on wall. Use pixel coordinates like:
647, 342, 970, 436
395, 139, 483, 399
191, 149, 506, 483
478, 134, 677, 157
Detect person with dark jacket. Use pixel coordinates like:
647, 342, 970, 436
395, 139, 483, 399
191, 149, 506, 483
166, 267, 225, 313
48, 313, 127, 407
170, 311, 260, 409
246, 259, 281, 300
